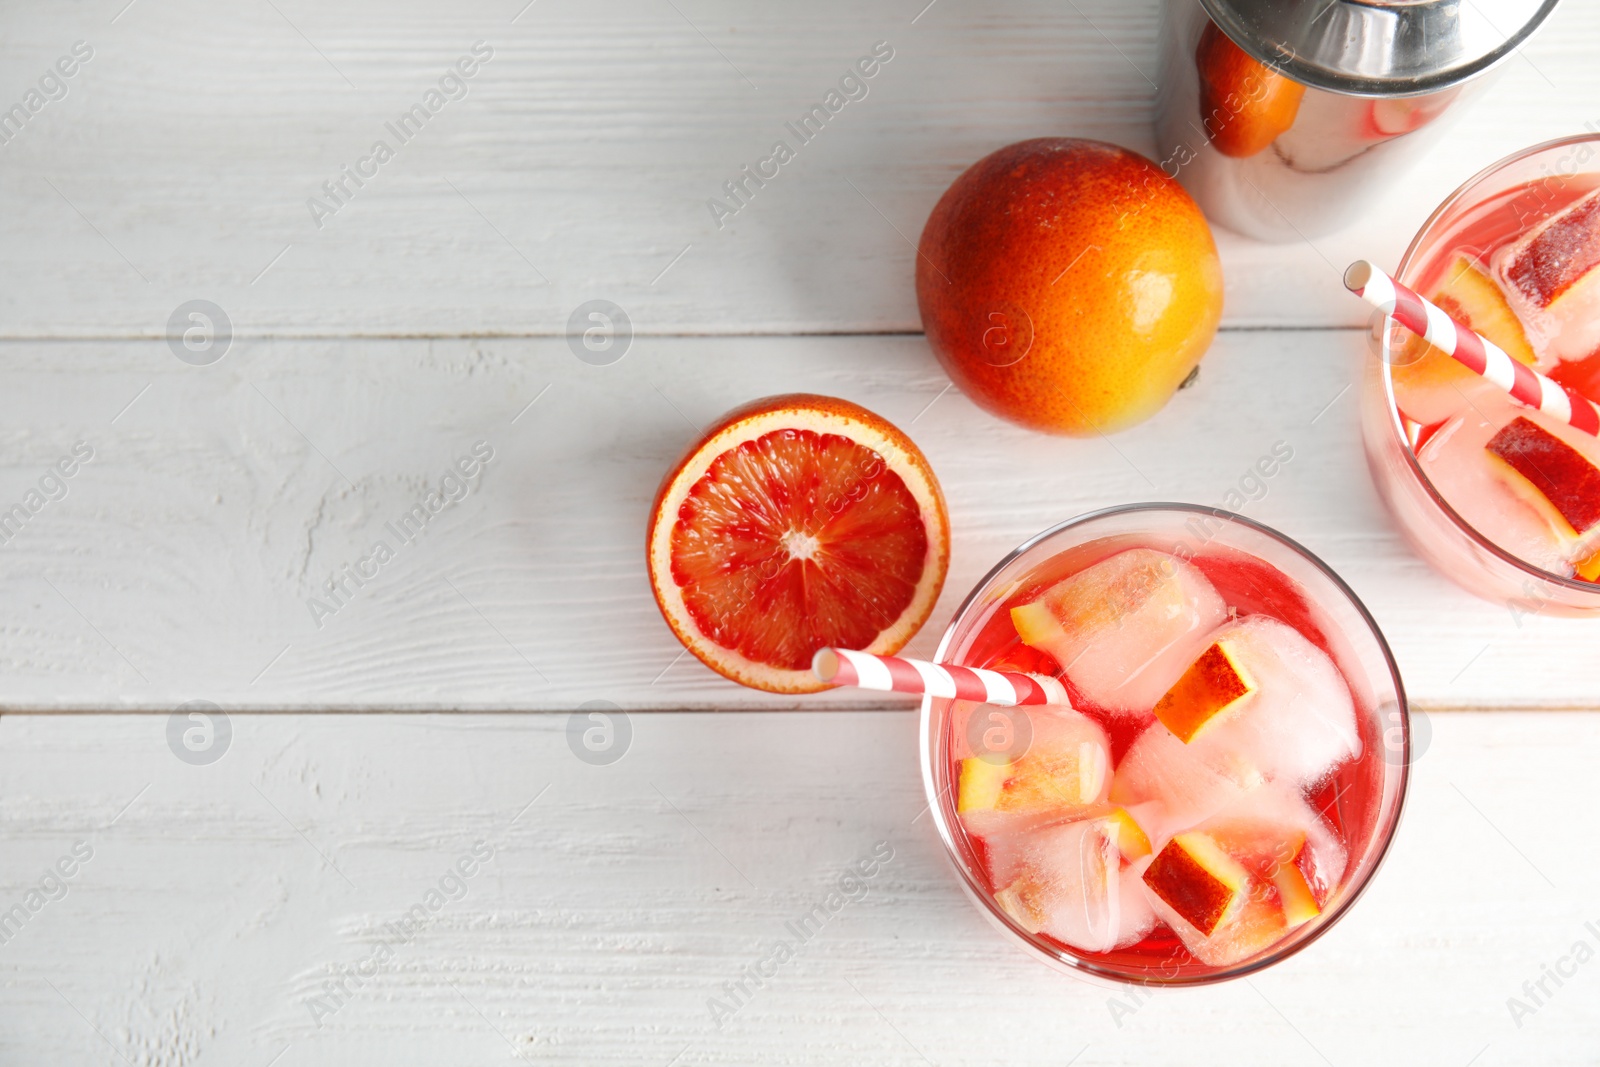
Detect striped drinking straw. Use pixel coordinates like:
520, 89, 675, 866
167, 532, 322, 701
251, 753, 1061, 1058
1344, 259, 1600, 437
812, 647, 1069, 707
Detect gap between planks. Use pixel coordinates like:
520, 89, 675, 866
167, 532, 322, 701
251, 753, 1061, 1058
0, 325, 1368, 344
0, 701, 1593, 715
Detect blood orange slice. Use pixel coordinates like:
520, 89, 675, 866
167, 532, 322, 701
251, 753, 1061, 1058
647, 394, 950, 694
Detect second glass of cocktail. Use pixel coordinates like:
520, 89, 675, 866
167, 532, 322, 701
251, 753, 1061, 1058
1363, 134, 1600, 613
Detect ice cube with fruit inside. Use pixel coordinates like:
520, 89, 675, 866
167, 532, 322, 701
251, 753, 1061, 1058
1417, 399, 1600, 579
1149, 615, 1362, 790
987, 808, 1158, 954
1009, 548, 1226, 715
1138, 787, 1346, 967
1498, 185, 1600, 364
956, 704, 1111, 839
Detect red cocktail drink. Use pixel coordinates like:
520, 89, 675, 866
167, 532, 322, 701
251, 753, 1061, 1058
920, 505, 1407, 984
1364, 135, 1600, 612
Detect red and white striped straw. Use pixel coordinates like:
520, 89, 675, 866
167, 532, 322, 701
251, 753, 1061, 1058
812, 647, 1069, 707
1344, 259, 1600, 437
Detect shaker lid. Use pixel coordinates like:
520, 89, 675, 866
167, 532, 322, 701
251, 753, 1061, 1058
1199, 0, 1561, 96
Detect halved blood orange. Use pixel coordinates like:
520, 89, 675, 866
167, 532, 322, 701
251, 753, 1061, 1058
647, 393, 950, 694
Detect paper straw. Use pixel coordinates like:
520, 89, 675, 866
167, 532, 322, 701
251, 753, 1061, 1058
812, 647, 1069, 707
1344, 259, 1600, 437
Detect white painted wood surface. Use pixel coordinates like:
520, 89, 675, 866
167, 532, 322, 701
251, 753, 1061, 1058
0, 330, 1589, 711
3, 0, 1600, 1063
0, 0, 1596, 336
4, 710, 1598, 1066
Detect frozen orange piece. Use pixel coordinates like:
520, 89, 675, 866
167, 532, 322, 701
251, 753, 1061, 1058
993, 816, 1155, 953
1141, 788, 1344, 966
1486, 416, 1600, 541
1101, 806, 1153, 863
956, 756, 1010, 814
1577, 545, 1600, 583
956, 708, 1110, 820
1417, 400, 1585, 576
1485, 416, 1600, 578
1152, 640, 1255, 743
1274, 861, 1321, 930
1215, 823, 1321, 929
1500, 187, 1600, 362
1141, 832, 1249, 937
1011, 548, 1226, 715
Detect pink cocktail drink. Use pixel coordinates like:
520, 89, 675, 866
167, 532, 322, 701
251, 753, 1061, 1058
920, 506, 1407, 984
1364, 135, 1600, 611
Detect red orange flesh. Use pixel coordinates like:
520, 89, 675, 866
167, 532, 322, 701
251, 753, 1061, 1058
646, 394, 949, 694
1485, 416, 1600, 536
1152, 640, 1255, 743
1142, 832, 1248, 936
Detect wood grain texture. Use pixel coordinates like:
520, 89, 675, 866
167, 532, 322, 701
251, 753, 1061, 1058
0, 330, 1590, 712
4, 1, 1600, 1064
0, 0, 1597, 336
2, 709, 1597, 1066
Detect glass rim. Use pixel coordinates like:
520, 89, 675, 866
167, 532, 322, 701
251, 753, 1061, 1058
917, 502, 1411, 987
1379, 132, 1600, 597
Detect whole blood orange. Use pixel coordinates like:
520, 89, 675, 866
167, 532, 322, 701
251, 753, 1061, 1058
916, 138, 1224, 436
646, 394, 949, 694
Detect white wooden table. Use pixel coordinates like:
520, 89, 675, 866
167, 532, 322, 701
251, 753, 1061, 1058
3, 1, 1598, 1063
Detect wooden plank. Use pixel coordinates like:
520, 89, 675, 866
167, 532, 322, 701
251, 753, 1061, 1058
0, 0, 1595, 336
0, 330, 1588, 711
2, 709, 1595, 1064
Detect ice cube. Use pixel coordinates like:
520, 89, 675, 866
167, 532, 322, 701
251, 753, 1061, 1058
1171, 616, 1361, 790
957, 706, 1111, 840
1417, 399, 1600, 577
1011, 548, 1227, 715
1136, 786, 1345, 967
974, 819, 1026, 890
1109, 722, 1253, 846
1497, 187, 1600, 363
1205, 785, 1347, 904
992, 814, 1153, 954
1117, 863, 1158, 949
1485, 416, 1600, 575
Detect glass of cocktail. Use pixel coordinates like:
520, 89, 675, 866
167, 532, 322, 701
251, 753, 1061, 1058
1363, 134, 1600, 613
919, 504, 1408, 985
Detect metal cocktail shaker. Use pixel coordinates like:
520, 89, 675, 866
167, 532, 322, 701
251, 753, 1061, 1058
1154, 0, 1561, 241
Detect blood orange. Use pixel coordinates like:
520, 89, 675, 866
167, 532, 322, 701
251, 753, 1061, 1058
916, 138, 1223, 436
646, 394, 950, 693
